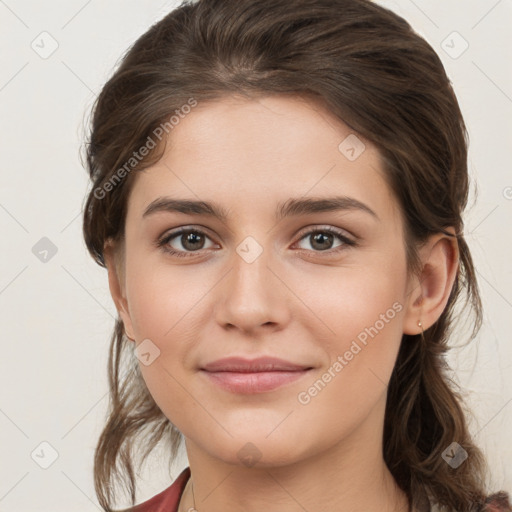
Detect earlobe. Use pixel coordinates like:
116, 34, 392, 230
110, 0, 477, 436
402, 231, 459, 335
103, 240, 136, 341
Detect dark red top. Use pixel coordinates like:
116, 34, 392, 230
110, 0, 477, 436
127, 466, 511, 512
129, 466, 191, 512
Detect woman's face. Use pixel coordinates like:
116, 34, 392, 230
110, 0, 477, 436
109, 95, 422, 468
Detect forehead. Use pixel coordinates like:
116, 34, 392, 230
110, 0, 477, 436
127, 95, 401, 226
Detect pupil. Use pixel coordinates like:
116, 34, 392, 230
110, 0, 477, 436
183, 232, 203, 250
312, 232, 332, 250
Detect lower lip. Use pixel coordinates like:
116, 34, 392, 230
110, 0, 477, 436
200, 370, 311, 394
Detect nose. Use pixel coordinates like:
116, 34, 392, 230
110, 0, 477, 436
214, 244, 291, 335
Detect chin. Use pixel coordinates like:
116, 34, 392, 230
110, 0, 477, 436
185, 421, 316, 468
212, 440, 306, 469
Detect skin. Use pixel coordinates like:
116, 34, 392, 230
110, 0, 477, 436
105, 95, 459, 512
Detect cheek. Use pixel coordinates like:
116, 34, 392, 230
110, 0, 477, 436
123, 256, 221, 426
296, 257, 406, 344
293, 257, 406, 392
124, 254, 212, 341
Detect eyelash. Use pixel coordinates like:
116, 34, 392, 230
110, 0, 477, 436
156, 226, 357, 259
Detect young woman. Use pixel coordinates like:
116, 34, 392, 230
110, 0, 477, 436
82, 1, 511, 511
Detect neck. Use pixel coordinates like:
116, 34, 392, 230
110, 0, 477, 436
178, 401, 410, 512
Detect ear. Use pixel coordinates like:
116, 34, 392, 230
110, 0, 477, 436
104, 239, 136, 341
402, 228, 459, 335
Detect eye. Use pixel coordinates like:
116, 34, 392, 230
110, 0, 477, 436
294, 226, 356, 253
156, 225, 357, 258
157, 227, 217, 257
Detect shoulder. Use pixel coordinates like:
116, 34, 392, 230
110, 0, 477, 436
483, 492, 512, 512
428, 491, 512, 512
429, 491, 512, 512
117, 466, 191, 512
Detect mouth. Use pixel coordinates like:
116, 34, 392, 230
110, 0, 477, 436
200, 356, 314, 394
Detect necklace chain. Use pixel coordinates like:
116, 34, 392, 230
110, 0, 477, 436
191, 480, 197, 511
181, 475, 412, 512
181, 477, 197, 512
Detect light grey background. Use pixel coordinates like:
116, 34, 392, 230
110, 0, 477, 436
0, 1, 511, 510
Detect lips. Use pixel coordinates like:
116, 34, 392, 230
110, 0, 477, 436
201, 356, 312, 373
200, 356, 313, 394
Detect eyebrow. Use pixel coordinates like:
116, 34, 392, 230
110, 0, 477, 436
142, 195, 378, 222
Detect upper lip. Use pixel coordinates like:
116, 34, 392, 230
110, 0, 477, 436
201, 356, 312, 373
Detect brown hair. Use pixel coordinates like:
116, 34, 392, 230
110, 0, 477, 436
82, 0, 497, 510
